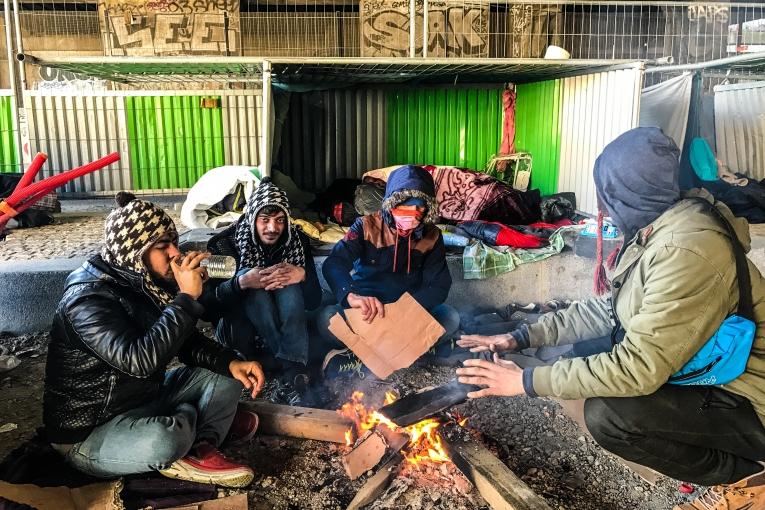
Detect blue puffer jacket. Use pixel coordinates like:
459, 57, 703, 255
322, 165, 452, 310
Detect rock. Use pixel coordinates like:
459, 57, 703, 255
587, 456, 595, 463
0, 423, 17, 433
577, 436, 586, 442
431, 491, 442, 503
526, 467, 538, 476
261, 477, 274, 488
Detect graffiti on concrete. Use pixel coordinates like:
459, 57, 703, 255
360, 0, 488, 57
35, 66, 107, 92
98, 0, 239, 56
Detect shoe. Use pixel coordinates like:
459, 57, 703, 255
261, 375, 309, 407
224, 407, 259, 446
674, 463, 765, 510
321, 348, 368, 379
159, 441, 254, 488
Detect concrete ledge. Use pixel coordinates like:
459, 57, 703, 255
0, 258, 86, 335
5, 241, 765, 335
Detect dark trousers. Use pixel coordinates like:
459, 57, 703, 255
217, 284, 309, 365
584, 385, 765, 486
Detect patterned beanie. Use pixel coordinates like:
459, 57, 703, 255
235, 176, 305, 269
101, 191, 178, 306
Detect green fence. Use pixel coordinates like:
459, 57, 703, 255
125, 96, 225, 190
387, 87, 503, 171
0, 96, 18, 173
515, 80, 563, 196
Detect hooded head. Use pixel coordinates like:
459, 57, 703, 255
235, 176, 306, 269
380, 165, 439, 229
101, 191, 178, 306
593, 127, 681, 241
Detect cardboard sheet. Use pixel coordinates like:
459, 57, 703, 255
328, 292, 445, 379
0, 480, 122, 510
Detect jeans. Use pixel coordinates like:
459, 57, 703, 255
64, 367, 241, 478
584, 385, 765, 486
217, 284, 309, 365
316, 302, 461, 352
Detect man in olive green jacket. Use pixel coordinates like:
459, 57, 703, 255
457, 128, 765, 510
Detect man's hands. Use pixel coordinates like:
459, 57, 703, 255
260, 263, 305, 291
229, 360, 265, 398
238, 262, 305, 291
456, 333, 517, 353
171, 251, 209, 300
347, 293, 385, 323
456, 354, 525, 399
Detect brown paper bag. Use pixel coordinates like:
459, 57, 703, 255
328, 292, 445, 379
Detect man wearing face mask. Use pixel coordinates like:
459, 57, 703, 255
43, 192, 264, 487
205, 177, 323, 406
318, 165, 460, 377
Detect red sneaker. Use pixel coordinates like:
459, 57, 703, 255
225, 408, 259, 446
160, 442, 254, 488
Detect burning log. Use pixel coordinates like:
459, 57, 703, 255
346, 452, 404, 510
377, 379, 477, 427
343, 427, 409, 480
241, 401, 354, 444
441, 423, 552, 510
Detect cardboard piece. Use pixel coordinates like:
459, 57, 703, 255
161, 493, 248, 510
0, 480, 122, 510
328, 292, 445, 379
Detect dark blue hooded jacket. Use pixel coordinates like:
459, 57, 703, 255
322, 165, 451, 309
593, 127, 681, 241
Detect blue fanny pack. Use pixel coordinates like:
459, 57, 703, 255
668, 199, 756, 386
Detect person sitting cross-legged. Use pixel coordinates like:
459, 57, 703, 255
317, 165, 461, 377
43, 192, 264, 488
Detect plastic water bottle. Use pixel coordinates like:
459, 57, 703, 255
200, 255, 237, 279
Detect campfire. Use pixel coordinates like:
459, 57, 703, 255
338, 390, 460, 467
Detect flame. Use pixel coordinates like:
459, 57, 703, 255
338, 391, 452, 466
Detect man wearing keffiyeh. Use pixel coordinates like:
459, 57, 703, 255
206, 177, 323, 407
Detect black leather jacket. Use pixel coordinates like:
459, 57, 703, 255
43, 255, 239, 444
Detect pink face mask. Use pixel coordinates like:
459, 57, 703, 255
391, 208, 423, 232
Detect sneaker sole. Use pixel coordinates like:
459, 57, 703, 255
160, 462, 254, 488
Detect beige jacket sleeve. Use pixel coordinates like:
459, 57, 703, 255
526, 297, 614, 348
530, 246, 730, 399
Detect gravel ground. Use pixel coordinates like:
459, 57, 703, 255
0, 332, 698, 510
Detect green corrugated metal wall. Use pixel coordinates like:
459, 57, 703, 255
387, 88, 503, 170
125, 96, 225, 190
514, 80, 562, 196
0, 96, 17, 173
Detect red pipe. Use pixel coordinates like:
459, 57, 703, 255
5, 153, 120, 207
0, 153, 121, 228
15, 152, 48, 192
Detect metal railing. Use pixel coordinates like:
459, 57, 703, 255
4, 1, 763, 62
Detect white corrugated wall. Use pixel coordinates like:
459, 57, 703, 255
715, 81, 765, 180
23, 89, 263, 195
222, 91, 263, 168
25, 91, 132, 194
557, 67, 644, 213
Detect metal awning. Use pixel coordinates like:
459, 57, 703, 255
22, 55, 643, 86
